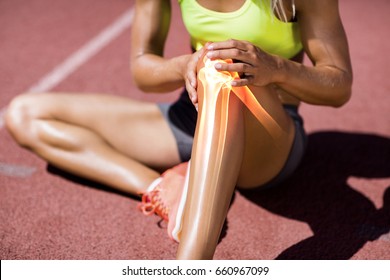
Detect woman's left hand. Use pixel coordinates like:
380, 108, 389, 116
206, 39, 281, 87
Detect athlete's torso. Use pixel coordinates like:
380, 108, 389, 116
178, 0, 302, 59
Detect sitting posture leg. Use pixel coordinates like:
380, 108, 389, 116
5, 93, 181, 195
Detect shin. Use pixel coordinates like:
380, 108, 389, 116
176, 57, 245, 259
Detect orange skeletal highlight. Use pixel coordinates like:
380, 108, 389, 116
198, 55, 283, 141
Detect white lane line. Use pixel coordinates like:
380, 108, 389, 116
0, 162, 37, 178
0, 7, 134, 129
0, 108, 6, 129
27, 8, 134, 94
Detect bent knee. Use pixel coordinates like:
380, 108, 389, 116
5, 94, 42, 147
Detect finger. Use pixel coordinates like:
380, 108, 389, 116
207, 39, 249, 51
191, 92, 198, 104
207, 49, 254, 65
231, 76, 254, 87
201, 42, 212, 53
187, 55, 198, 86
187, 88, 198, 105
187, 70, 197, 89
214, 61, 254, 75
186, 81, 196, 100
186, 80, 198, 104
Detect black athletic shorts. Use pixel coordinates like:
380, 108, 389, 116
158, 90, 307, 188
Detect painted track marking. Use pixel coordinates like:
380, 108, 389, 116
0, 7, 134, 129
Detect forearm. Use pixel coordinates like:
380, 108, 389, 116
273, 0, 353, 108
275, 56, 353, 107
131, 53, 191, 93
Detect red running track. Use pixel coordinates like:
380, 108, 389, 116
0, 0, 389, 259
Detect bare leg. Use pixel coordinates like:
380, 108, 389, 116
176, 56, 295, 259
5, 93, 181, 195
177, 87, 245, 259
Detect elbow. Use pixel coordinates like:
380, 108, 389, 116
130, 59, 155, 93
132, 76, 153, 93
133, 80, 166, 94
331, 73, 353, 108
131, 69, 182, 94
331, 87, 351, 108
131, 64, 169, 93
131, 69, 156, 93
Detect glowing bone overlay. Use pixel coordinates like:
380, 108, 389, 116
170, 56, 284, 243
198, 57, 283, 140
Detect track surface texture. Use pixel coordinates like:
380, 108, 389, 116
1, 0, 389, 259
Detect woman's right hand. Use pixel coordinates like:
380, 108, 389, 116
184, 45, 209, 109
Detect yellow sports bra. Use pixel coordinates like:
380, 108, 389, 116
178, 0, 302, 59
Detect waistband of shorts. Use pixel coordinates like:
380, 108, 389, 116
283, 104, 304, 126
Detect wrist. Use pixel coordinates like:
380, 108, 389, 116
175, 54, 192, 81
272, 55, 288, 84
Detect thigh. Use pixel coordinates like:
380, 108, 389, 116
26, 93, 181, 168
237, 88, 297, 188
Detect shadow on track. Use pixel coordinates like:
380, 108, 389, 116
240, 131, 390, 259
